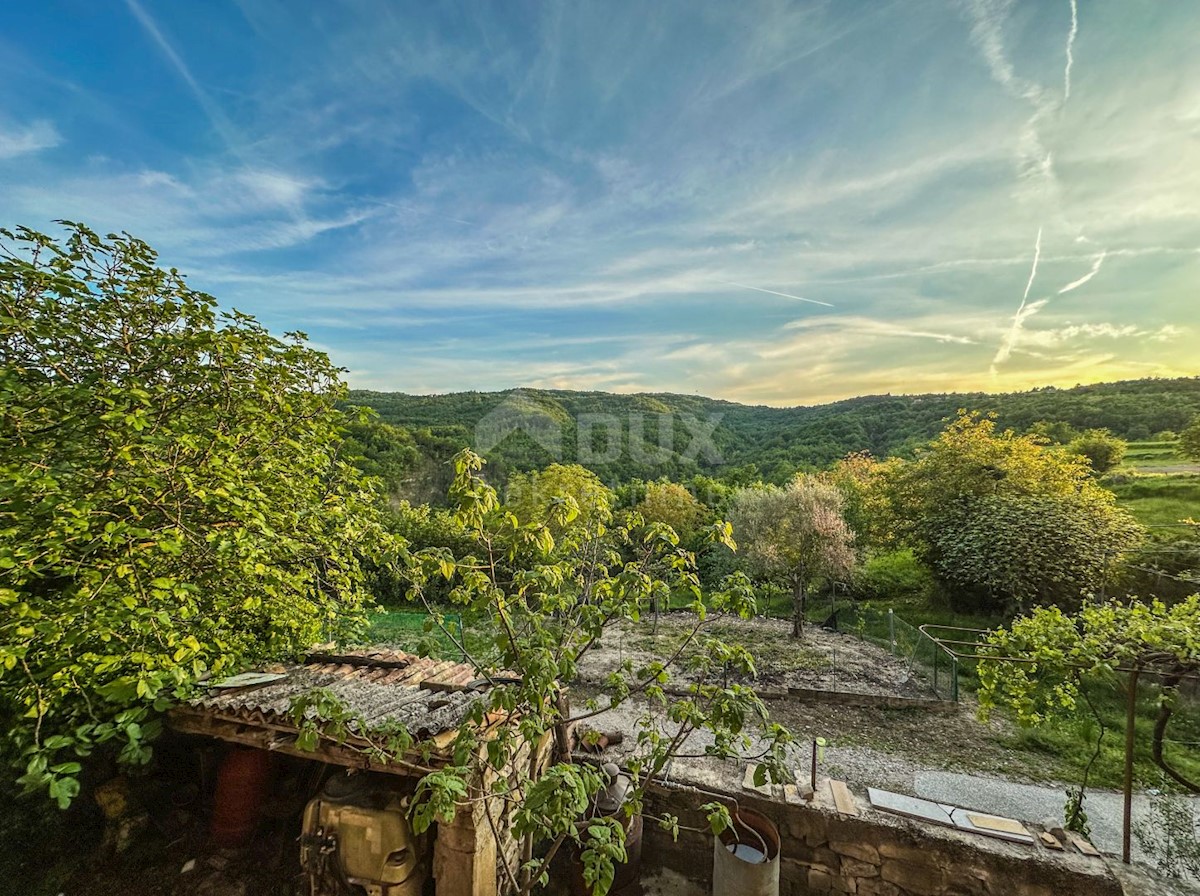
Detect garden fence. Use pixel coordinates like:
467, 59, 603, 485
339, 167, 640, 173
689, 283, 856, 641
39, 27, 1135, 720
833, 604, 973, 702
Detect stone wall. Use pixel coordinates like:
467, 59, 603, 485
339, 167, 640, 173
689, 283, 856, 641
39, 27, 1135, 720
640, 781, 1122, 896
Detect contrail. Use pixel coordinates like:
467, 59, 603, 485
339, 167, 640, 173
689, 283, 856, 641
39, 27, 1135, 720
722, 281, 834, 308
1058, 250, 1107, 294
964, 0, 1055, 189
1018, 227, 1043, 308
1064, 0, 1078, 101
124, 0, 242, 156
991, 227, 1043, 372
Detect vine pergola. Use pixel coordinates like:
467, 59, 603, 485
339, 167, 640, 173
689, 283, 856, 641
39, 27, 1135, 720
921, 619, 1200, 865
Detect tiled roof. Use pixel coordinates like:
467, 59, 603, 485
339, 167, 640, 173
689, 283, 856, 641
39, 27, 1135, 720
172, 649, 492, 752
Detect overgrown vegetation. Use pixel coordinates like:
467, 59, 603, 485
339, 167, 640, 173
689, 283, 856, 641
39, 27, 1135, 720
369, 449, 794, 895
979, 596, 1200, 799
0, 224, 390, 806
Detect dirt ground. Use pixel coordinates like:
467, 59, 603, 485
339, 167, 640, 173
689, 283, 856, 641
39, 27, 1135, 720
578, 612, 938, 698
570, 611, 1069, 793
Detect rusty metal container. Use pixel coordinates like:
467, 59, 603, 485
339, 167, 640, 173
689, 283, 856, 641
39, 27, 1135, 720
210, 747, 272, 847
712, 807, 780, 896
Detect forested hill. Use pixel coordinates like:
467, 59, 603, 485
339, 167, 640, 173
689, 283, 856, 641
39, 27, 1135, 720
346, 377, 1200, 485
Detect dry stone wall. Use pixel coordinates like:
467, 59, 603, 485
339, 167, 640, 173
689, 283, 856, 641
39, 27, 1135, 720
641, 781, 1122, 896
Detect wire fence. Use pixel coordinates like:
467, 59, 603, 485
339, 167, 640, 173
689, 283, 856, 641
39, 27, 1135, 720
834, 604, 973, 702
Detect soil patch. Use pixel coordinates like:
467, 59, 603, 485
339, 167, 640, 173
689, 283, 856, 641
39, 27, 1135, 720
575, 611, 929, 698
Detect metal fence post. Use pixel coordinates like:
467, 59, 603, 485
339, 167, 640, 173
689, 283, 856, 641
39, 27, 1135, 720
951, 656, 959, 702
933, 644, 939, 694
888, 608, 896, 654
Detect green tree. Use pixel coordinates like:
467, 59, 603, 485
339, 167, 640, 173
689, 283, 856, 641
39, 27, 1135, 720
386, 451, 792, 895
506, 464, 614, 535
0, 223, 389, 806
1027, 420, 1078, 444
367, 501, 475, 605
1181, 418, 1200, 461
635, 481, 711, 543
342, 417, 420, 500
884, 413, 1142, 613
727, 477, 857, 637
980, 596, 1200, 796
821, 451, 897, 551
1067, 428, 1127, 474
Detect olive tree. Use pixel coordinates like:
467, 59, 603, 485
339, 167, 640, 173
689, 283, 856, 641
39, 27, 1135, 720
0, 223, 389, 806
727, 477, 857, 637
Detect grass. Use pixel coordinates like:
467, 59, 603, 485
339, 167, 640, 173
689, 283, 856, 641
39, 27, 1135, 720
1107, 473, 1200, 528
1001, 678, 1200, 791
1125, 440, 1183, 466
364, 607, 497, 662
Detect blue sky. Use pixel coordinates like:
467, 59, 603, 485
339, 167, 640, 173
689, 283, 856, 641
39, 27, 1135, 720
2, 1, 1197, 405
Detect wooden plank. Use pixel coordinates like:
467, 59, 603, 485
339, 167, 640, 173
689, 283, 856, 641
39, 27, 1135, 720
829, 779, 858, 816
1039, 832, 1064, 850
965, 813, 1029, 837
1064, 831, 1103, 857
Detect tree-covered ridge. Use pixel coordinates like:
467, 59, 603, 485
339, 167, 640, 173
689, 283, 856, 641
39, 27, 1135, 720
347, 377, 1200, 485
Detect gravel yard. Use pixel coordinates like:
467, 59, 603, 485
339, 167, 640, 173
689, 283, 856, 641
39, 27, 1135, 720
568, 611, 1074, 793
575, 611, 931, 698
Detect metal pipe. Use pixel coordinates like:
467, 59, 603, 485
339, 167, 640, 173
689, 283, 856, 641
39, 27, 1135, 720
1122, 668, 1139, 865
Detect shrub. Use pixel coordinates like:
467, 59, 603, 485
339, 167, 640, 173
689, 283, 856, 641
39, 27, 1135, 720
853, 549, 935, 604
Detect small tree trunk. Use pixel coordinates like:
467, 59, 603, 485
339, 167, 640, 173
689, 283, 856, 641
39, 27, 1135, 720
792, 579, 806, 638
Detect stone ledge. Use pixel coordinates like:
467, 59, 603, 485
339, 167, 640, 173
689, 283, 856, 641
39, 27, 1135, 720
640, 779, 1122, 896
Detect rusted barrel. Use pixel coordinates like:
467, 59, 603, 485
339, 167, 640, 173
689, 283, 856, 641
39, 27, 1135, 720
712, 807, 780, 896
210, 747, 272, 847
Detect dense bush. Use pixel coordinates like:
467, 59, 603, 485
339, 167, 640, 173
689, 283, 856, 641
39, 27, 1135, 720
852, 549, 936, 605
1067, 429, 1127, 474
882, 413, 1144, 613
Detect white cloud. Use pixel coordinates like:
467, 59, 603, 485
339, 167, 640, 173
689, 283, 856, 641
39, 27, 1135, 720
782, 316, 977, 346
0, 119, 61, 159
1017, 322, 1185, 349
